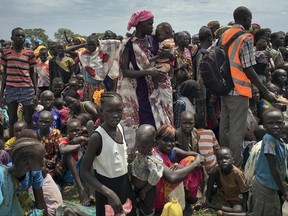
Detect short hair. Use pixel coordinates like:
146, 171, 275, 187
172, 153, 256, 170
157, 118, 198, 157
194, 113, 205, 129
54, 97, 64, 109
40, 90, 54, 99
254, 29, 270, 43
100, 91, 122, 107
77, 113, 92, 127
10, 138, 43, 165
67, 118, 81, 128
198, 26, 212, 42
262, 108, 284, 122
216, 147, 232, 157
233, 6, 252, 22
17, 129, 38, 139
52, 77, 64, 85
156, 124, 176, 141
14, 121, 28, 130
271, 32, 282, 42
11, 27, 24, 36
87, 34, 98, 42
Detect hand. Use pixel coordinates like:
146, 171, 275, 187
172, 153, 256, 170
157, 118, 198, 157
157, 49, 174, 61
107, 191, 123, 214
263, 90, 277, 103
149, 70, 166, 79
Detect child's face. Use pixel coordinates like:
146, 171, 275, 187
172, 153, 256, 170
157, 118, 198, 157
180, 114, 195, 134
86, 38, 98, 52
38, 114, 52, 130
67, 121, 82, 138
76, 74, 84, 87
263, 111, 284, 138
52, 82, 64, 96
157, 133, 176, 154
256, 39, 267, 51
101, 98, 123, 128
252, 87, 260, 103
65, 96, 80, 111
41, 93, 55, 110
39, 52, 48, 63
136, 141, 153, 155
69, 80, 79, 91
216, 149, 233, 173
274, 70, 287, 87
156, 27, 173, 43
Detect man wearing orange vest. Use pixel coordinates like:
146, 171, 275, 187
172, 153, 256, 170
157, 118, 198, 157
219, 6, 277, 168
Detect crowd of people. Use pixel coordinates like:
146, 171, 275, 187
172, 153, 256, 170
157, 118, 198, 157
0, 5, 288, 216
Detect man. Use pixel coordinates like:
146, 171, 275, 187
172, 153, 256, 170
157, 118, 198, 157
0, 28, 37, 137
219, 6, 276, 167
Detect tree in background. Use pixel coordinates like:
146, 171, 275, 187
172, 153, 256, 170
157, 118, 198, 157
54, 28, 75, 43
25, 28, 49, 44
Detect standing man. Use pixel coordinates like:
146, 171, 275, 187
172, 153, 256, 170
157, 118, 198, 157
0, 27, 37, 137
219, 6, 276, 167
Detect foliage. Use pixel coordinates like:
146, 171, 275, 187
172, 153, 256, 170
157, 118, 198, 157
24, 28, 49, 44
54, 28, 75, 43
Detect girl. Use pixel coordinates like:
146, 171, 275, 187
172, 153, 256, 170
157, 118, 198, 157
81, 92, 136, 215
0, 137, 47, 215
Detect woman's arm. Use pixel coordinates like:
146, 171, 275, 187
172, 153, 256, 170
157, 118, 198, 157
80, 132, 123, 214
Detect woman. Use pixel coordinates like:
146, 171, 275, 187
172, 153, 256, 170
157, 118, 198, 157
117, 10, 173, 152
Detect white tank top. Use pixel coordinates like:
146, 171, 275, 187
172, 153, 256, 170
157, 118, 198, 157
93, 124, 128, 178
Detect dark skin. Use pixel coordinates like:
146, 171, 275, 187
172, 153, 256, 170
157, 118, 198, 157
262, 111, 288, 201
1, 29, 37, 136
206, 148, 248, 214
40, 91, 55, 111
131, 124, 156, 200
51, 80, 64, 98
174, 32, 190, 73
81, 98, 124, 214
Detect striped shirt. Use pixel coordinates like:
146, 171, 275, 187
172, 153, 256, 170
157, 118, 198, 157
1, 47, 36, 87
197, 128, 220, 172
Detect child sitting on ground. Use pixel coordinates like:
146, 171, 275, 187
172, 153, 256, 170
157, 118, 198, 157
194, 114, 220, 173
32, 90, 61, 131
131, 124, 164, 216
37, 111, 64, 180
54, 97, 70, 123
51, 78, 65, 99
0, 138, 48, 215
59, 118, 91, 206
251, 108, 288, 216
206, 147, 248, 216
4, 120, 28, 150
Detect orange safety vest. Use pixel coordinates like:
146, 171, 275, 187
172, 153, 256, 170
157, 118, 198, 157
221, 27, 253, 98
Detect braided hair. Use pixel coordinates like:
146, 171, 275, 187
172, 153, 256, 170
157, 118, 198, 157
100, 91, 122, 107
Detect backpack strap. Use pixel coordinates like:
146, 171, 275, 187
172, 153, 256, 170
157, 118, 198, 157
218, 31, 246, 50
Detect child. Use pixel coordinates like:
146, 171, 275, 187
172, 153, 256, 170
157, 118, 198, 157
195, 113, 220, 173
206, 147, 248, 216
1, 28, 37, 137
251, 108, 288, 216
4, 120, 28, 150
51, 78, 65, 99
272, 69, 288, 98
54, 97, 70, 123
32, 90, 61, 131
49, 44, 75, 84
131, 124, 164, 216
68, 77, 83, 100
37, 110, 64, 180
81, 92, 136, 215
176, 111, 200, 153
59, 118, 90, 206
35, 48, 50, 94
76, 73, 84, 99
0, 137, 47, 215
174, 80, 201, 128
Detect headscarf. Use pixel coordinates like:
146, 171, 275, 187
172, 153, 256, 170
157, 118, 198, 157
127, 9, 154, 31
207, 21, 220, 29
180, 80, 199, 97
25, 38, 32, 45
35, 38, 43, 45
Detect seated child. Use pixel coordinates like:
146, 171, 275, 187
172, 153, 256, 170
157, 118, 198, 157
176, 111, 200, 153
206, 147, 248, 216
174, 81, 201, 128
272, 68, 288, 98
76, 73, 84, 100
54, 97, 70, 123
194, 114, 220, 173
59, 118, 91, 206
131, 124, 164, 216
251, 108, 288, 216
4, 120, 28, 150
0, 138, 48, 215
68, 77, 83, 100
32, 90, 61, 131
0, 139, 10, 165
37, 111, 64, 180
51, 78, 65, 99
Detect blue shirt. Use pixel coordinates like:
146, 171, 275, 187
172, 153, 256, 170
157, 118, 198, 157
255, 133, 288, 190
32, 108, 61, 131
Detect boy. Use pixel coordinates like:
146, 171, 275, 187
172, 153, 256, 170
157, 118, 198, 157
206, 147, 248, 216
4, 120, 28, 150
0, 28, 37, 137
272, 69, 287, 98
251, 108, 288, 216
59, 118, 91, 206
35, 48, 50, 94
32, 90, 61, 131
195, 114, 220, 173
51, 78, 65, 99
